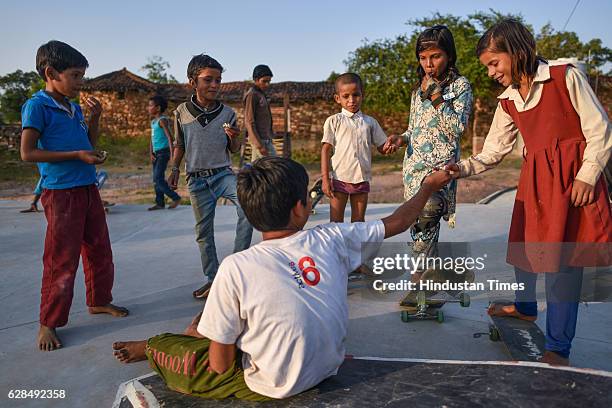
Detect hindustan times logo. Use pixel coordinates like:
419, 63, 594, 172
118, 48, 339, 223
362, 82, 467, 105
371, 254, 488, 275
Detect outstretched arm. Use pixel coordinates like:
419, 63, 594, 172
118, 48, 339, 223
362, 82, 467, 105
382, 170, 451, 238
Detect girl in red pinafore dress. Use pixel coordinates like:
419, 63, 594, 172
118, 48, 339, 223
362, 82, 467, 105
448, 20, 611, 366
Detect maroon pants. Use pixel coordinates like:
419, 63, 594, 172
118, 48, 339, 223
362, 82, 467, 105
40, 184, 114, 328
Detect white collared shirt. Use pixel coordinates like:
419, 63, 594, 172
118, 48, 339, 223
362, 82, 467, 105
458, 61, 610, 186
321, 108, 388, 183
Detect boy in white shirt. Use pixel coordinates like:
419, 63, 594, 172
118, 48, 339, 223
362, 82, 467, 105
321, 72, 397, 223
112, 157, 451, 400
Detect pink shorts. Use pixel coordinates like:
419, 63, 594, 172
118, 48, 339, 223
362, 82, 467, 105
332, 179, 370, 195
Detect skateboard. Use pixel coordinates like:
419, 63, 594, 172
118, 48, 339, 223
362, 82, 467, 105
484, 301, 545, 362
309, 178, 324, 213
400, 291, 470, 323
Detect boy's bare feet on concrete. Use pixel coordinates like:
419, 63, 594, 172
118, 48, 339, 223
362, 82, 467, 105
168, 199, 181, 209
539, 351, 569, 366
113, 341, 147, 363
89, 303, 129, 317
487, 303, 537, 322
38, 325, 62, 351
20, 204, 39, 213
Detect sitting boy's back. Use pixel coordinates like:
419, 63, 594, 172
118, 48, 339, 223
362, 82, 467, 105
198, 218, 384, 397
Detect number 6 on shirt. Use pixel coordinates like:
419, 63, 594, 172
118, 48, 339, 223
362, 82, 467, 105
298, 257, 320, 286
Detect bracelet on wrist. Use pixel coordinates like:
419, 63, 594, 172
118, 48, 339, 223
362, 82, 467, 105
171, 166, 180, 173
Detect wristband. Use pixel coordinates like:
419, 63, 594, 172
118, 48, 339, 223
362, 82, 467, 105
171, 166, 180, 173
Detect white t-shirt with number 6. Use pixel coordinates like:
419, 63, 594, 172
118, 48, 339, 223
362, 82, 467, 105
197, 220, 385, 398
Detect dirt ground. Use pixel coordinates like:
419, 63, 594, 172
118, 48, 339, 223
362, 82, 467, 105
0, 159, 521, 207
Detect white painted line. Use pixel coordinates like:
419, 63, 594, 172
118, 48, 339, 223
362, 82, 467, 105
353, 356, 612, 378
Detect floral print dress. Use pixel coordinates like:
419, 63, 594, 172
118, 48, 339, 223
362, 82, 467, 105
402, 75, 473, 228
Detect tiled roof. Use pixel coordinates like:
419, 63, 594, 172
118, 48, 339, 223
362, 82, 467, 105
82, 68, 158, 92
84, 69, 335, 103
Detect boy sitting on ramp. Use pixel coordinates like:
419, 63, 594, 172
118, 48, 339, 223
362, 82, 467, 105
112, 156, 451, 400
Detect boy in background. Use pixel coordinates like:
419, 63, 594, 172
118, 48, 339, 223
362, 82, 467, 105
321, 73, 396, 223
20, 40, 128, 351
167, 54, 252, 300
147, 95, 181, 211
244, 64, 276, 160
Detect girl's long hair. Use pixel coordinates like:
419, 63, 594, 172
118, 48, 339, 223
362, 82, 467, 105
476, 19, 546, 86
415, 25, 460, 87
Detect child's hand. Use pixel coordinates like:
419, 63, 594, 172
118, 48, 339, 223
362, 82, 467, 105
223, 125, 240, 139
167, 170, 179, 190
422, 169, 451, 192
85, 97, 102, 119
257, 145, 269, 156
382, 135, 402, 154
150, 153, 155, 163
444, 163, 461, 179
570, 179, 596, 207
78, 150, 105, 164
322, 178, 335, 199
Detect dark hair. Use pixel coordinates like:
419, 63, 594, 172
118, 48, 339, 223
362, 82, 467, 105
187, 54, 224, 81
237, 157, 309, 232
476, 19, 544, 86
415, 25, 459, 84
149, 95, 168, 113
253, 64, 273, 80
334, 72, 363, 93
36, 40, 89, 81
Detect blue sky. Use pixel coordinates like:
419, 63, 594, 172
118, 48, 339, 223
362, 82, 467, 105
1, 0, 610, 82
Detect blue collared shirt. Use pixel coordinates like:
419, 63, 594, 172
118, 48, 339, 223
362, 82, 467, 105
21, 90, 97, 189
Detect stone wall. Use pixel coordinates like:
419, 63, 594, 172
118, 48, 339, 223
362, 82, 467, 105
80, 80, 611, 158
0, 124, 21, 150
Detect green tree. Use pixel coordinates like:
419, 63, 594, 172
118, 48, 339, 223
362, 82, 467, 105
0, 70, 44, 123
345, 9, 609, 113
345, 11, 524, 113
140, 56, 178, 84
326, 71, 341, 82
536, 24, 611, 74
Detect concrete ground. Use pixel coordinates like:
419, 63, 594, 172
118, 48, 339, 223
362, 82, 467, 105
0, 192, 610, 408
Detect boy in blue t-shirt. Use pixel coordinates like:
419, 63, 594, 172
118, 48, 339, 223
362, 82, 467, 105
20, 40, 128, 352
147, 95, 181, 211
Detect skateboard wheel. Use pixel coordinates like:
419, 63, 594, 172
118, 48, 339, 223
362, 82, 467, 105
436, 310, 444, 323
459, 293, 470, 307
489, 324, 500, 341
310, 191, 317, 199
401, 311, 410, 323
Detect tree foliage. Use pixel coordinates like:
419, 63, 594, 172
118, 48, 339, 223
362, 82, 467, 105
0, 70, 44, 123
345, 10, 610, 113
140, 56, 178, 84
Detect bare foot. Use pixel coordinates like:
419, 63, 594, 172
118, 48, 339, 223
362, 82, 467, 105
487, 303, 537, 322
183, 312, 204, 337
38, 325, 62, 351
168, 199, 181, 209
112, 341, 147, 363
20, 204, 39, 213
89, 303, 129, 317
539, 351, 569, 366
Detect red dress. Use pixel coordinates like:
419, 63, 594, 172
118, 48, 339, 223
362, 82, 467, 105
502, 65, 612, 272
